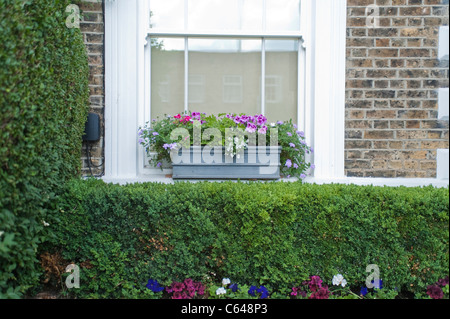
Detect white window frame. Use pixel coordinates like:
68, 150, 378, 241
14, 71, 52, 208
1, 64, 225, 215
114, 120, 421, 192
104, 0, 348, 183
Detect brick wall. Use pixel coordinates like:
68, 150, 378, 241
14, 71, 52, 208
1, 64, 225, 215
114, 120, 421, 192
345, 0, 449, 178
78, 0, 449, 178
80, 1, 104, 177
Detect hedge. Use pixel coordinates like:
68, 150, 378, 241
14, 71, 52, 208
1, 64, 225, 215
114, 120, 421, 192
41, 179, 449, 299
0, 0, 89, 298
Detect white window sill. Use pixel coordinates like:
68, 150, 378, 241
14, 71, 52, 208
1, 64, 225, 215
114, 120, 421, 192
100, 175, 449, 188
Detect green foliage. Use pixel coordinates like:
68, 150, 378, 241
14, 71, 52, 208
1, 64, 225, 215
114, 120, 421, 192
44, 179, 449, 299
0, 0, 89, 298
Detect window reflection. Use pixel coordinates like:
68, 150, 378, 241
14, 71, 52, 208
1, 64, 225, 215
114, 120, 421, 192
188, 38, 261, 115
265, 39, 298, 123
151, 38, 185, 120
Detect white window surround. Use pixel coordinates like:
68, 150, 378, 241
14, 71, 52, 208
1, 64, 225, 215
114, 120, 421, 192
103, 0, 448, 188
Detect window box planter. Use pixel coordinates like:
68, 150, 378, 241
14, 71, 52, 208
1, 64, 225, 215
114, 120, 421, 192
172, 146, 282, 180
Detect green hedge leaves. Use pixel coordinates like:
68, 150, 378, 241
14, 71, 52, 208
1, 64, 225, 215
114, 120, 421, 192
0, 0, 89, 297
46, 179, 449, 298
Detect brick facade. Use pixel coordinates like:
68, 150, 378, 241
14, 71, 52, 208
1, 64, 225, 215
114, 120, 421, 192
80, 1, 104, 176
79, 1, 449, 178
346, 0, 449, 178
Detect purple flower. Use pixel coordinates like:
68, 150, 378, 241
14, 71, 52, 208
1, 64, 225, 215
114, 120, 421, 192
285, 159, 292, 168
297, 131, 305, 137
229, 283, 239, 293
257, 286, 269, 299
289, 143, 296, 148
234, 116, 241, 124
156, 162, 162, 168
138, 129, 144, 136
163, 143, 177, 150
437, 276, 449, 287
152, 132, 159, 136
246, 122, 257, 133
256, 114, 267, 126
287, 132, 292, 137
146, 279, 164, 293
308, 276, 323, 292
300, 174, 306, 179
248, 286, 257, 297
293, 163, 299, 169
138, 138, 145, 144
427, 285, 444, 299
360, 287, 368, 296
310, 164, 316, 170
277, 121, 284, 125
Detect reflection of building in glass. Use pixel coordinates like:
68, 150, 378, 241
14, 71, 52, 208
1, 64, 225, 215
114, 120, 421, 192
151, 42, 298, 123
223, 75, 243, 104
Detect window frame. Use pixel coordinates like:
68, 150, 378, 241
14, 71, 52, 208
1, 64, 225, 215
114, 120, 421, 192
104, 0, 348, 182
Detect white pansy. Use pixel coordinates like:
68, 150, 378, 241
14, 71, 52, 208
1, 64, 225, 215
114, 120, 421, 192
332, 274, 347, 287
222, 278, 231, 286
216, 287, 227, 295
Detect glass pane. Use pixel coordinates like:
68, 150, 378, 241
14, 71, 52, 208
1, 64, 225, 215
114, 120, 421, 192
151, 38, 185, 120
188, 0, 263, 31
265, 39, 298, 124
150, 0, 185, 30
266, 0, 300, 31
188, 38, 261, 116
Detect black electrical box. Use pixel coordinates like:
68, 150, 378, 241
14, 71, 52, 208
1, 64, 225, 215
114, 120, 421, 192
83, 113, 100, 142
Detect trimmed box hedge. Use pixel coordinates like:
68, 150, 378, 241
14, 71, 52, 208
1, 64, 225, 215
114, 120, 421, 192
0, 0, 89, 298
41, 179, 449, 299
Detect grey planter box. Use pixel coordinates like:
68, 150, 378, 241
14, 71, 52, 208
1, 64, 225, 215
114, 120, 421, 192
172, 146, 282, 180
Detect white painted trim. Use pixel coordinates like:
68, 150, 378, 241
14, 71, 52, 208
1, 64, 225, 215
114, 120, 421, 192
438, 26, 449, 60
146, 30, 304, 39
437, 149, 449, 180
311, 0, 346, 179
438, 88, 449, 120
101, 175, 449, 188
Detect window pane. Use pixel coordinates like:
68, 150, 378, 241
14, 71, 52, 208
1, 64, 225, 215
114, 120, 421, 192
150, 0, 185, 30
265, 39, 298, 124
188, 0, 263, 31
266, 0, 300, 31
188, 38, 261, 116
151, 38, 185, 120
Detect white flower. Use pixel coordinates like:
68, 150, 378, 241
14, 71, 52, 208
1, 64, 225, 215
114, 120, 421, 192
332, 274, 347, 287
222, 278, 231, 286
216, 287, 227, 295
42, 221, 50, 227
0, 231, 4, 237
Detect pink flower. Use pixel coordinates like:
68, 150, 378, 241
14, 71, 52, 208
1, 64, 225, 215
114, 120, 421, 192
174, 114, 181, 119
258, 125, 267, 134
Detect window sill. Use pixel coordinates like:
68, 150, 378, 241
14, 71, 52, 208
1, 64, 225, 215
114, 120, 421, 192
100, 175, 449, 188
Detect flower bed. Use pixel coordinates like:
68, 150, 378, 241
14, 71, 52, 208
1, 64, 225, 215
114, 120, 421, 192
141, 274, 450, 299
139, 112, 314, 179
